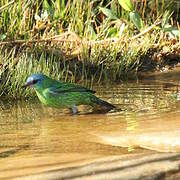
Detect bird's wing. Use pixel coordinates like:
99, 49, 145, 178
47, 83, 95, 95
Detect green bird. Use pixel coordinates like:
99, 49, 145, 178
23, 73, 115, 114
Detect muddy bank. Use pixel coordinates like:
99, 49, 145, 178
2, 153, 179, 180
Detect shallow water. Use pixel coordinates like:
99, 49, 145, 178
0, 74, 180, 178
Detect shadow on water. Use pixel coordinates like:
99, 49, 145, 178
1, 74, 180, 178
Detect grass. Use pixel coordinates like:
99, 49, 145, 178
0, 0, 180, 98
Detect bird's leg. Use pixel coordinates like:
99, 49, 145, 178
69, 106, 78, 115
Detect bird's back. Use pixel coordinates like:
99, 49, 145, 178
32, 75, 115, 113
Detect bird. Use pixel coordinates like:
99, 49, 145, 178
23, 73, 115, 114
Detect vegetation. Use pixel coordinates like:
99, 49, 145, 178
0, 0, 180, 98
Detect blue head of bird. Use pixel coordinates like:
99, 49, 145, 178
23, 73, 47, 88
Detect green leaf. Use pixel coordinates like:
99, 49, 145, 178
89, 26, 96, 39
107, 27, 118, 37
164, 25, 179, 37
43, 0, 54, 18
130, 11, 144, 31
171, 29, 179, 37
119, 23, 126, 37
118, 0, 134, 12
41, 10, 48, 20
99, 7, 118, 20
0, 34, 6, 41
55, 0, 66, 18
35, 14, 40, 21
162, 11, 172, 29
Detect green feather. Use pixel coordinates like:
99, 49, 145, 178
25, 74, 115, 113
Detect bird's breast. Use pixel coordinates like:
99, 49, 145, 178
36, 91, 48, 105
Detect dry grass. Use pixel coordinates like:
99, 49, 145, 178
0, 0, 180, 98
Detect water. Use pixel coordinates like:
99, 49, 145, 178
0, 74, 180, 178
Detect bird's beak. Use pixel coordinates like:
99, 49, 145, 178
22, 81, 33, 88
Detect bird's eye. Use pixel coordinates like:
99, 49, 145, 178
32, 79, 39, 84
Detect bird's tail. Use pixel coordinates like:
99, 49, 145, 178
91, 97, 116, 113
